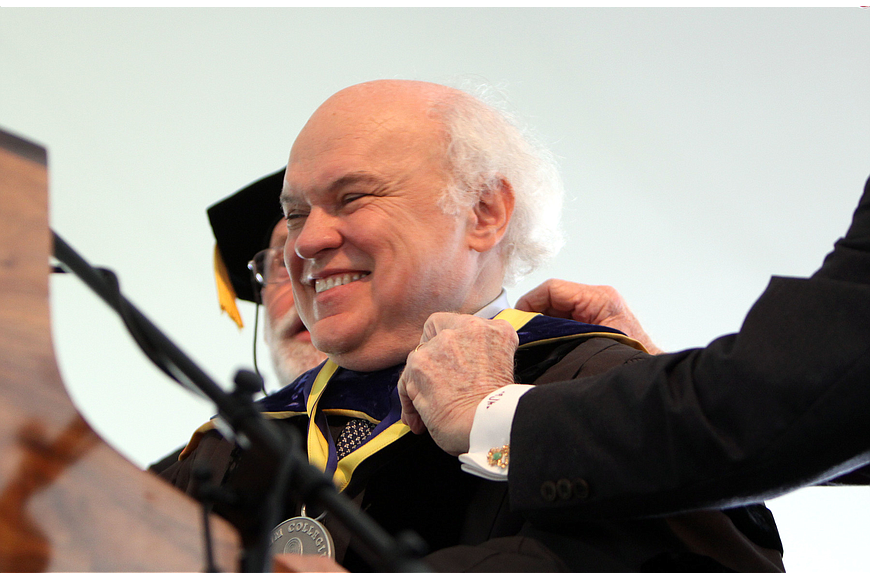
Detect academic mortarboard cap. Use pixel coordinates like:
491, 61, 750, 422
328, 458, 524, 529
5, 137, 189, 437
207, 169, 285, 324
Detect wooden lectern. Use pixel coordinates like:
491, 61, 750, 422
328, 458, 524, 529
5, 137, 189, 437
0, 129, 241, 572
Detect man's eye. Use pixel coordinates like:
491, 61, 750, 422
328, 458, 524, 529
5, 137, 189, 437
342, 193, 369, 205
284, 213, 307, 228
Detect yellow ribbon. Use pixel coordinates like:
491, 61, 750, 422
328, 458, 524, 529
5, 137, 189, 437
214, 244, 243, 329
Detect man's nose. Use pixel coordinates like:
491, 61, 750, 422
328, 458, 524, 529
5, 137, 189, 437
294, 207, 342, 259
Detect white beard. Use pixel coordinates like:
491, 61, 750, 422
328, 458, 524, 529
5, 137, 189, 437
264, 309, 327, 386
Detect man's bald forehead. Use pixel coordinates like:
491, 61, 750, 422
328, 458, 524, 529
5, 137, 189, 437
321, 79, 463, 110
286, 80, 456, 186
293, 80, 467, 146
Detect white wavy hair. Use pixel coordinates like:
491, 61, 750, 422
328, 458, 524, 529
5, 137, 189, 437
431, 83, 565, 286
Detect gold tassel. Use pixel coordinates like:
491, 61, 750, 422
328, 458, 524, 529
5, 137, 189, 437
214, 245, 243, 329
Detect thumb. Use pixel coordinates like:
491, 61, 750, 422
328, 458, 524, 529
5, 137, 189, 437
397, 374, 426, 434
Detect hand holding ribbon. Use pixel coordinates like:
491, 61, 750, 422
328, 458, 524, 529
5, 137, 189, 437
398, 313, 518, 456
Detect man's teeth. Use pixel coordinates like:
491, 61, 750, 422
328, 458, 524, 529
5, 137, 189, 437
315, 273, 367, 293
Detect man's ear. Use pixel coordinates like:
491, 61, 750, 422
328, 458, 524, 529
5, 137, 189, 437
466, 176, 515, 253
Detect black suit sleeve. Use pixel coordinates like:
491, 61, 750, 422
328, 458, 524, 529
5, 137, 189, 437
508, 175, 870, 522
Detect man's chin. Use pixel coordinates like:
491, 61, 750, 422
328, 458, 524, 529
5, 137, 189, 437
308, 326, 359, 358
310, 325, 421, 372
327, 344, 410, 373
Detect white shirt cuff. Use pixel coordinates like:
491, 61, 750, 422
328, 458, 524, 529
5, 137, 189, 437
458, 384, 535, 481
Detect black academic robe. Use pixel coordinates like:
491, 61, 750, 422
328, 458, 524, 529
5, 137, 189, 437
158, 314, 784, 572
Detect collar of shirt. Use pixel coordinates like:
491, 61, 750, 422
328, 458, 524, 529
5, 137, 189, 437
474, 288, 510, 319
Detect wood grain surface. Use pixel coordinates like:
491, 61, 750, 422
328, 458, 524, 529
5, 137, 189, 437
0, 129, 241, 572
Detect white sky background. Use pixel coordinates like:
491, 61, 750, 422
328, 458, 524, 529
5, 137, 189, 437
2, 7, 868, 574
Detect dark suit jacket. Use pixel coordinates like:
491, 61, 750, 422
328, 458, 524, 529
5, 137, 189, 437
425, 337, 784, 572
508, 175, 870, 522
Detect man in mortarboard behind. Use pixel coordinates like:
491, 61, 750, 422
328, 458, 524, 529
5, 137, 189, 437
159, 79, 784, 572
147, 171, 328, 476
207, 169, 326, 387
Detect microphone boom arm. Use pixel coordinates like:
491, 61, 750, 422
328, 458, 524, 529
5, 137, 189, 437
50, 230, 429, 573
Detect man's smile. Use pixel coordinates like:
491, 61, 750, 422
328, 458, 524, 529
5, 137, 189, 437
313, 272, 370, 293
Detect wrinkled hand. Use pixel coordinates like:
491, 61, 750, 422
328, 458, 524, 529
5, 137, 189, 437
515, 278, 663, 355
272, 553, 348, 573
398, 313, 518, 456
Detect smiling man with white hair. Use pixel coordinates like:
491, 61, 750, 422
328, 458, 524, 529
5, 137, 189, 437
160, 79, 784, 573
280, 80, 563, 372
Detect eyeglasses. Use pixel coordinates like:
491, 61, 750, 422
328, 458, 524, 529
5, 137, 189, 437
247, 247, 290, 287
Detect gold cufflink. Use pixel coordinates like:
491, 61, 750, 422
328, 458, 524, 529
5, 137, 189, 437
486, 445, 510, 469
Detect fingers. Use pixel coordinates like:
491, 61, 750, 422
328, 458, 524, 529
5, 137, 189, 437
420, 311, 468, 342
514, 278, 556, 313
491, 317, 520, 343
421, 312, 518, 343
514, 280, 549, 312
397, 370, 426, 434
517, 281, 664, 353
516, 278, 590, 319
517, 279, 628, 326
